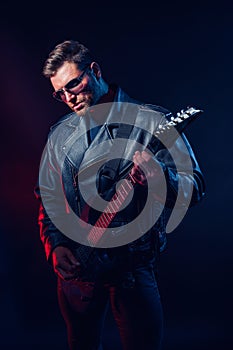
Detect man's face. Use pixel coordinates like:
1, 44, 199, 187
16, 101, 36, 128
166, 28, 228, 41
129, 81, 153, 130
51, 61, 102, 116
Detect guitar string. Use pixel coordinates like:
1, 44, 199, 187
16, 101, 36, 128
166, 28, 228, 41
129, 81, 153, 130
87, 174, 136, 245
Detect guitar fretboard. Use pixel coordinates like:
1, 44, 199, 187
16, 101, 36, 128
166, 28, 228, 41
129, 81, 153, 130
87, 172, 137, 245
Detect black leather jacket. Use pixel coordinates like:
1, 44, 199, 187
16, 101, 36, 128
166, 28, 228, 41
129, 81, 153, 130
34, 86, 205, 265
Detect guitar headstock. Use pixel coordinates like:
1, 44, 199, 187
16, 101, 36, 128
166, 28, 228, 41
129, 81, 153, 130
154, 106, 203, 138
173, 106, 203, 124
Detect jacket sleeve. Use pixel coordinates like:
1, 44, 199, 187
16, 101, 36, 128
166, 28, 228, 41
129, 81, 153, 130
154, 131, 205, 209
141, 104, 205, 210
34, 136, 75, 263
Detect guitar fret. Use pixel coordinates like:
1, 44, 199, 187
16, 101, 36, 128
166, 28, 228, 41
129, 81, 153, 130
97, 214, 109, 227
121, 183, 130, 196
109, 198, 119, 213
117, 188, 125, 202
88, 227, 105, 245
114, 195, 122, 208
128, 173, 136, 185
98, 208, 115, 227
109, 193, 121, 211
103, 204, 116, 221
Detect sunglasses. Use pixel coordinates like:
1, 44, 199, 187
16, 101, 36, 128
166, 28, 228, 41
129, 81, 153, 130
52, 67, 89, 102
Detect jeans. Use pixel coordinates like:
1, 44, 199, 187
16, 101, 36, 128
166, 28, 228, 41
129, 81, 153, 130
57, 262, 163, 350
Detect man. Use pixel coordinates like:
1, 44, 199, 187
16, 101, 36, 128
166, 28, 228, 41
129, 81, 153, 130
34, 40, 205, 350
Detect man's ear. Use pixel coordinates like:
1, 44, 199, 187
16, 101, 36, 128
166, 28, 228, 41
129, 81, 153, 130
90, 61, 101, 80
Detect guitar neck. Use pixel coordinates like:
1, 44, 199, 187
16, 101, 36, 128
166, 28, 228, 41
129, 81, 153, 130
87, 172, 136, 245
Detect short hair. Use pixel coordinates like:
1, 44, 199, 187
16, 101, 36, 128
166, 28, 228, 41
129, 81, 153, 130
43, 40, 94, 78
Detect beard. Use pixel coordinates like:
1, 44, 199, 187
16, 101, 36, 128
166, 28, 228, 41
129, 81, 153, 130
73, 78, 103, 117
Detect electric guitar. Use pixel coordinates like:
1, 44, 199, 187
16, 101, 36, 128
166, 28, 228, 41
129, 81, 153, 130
74, 106, 203, 280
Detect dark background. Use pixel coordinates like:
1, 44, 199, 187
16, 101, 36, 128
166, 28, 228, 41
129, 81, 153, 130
1, 0, 233, 349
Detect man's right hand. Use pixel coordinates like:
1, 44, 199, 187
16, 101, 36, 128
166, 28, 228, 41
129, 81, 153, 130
52, 246, 81, 281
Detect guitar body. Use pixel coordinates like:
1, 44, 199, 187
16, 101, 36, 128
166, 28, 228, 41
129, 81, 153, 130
74, 244, 118, 281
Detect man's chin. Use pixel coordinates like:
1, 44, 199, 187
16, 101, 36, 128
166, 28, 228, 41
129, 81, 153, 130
73, 103, 89, 117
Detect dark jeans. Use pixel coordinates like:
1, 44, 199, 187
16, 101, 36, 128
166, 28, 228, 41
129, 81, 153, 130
57, 262, 163, 350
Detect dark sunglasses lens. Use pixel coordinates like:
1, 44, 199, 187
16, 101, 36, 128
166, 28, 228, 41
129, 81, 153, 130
53, 90, 64, 101
66, 77, 80, 90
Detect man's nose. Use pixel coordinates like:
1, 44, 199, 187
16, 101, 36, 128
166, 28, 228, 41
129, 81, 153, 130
64, 90, 76, 102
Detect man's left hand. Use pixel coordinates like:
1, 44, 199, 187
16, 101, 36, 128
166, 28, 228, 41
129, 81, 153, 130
131, 150, 164, 186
